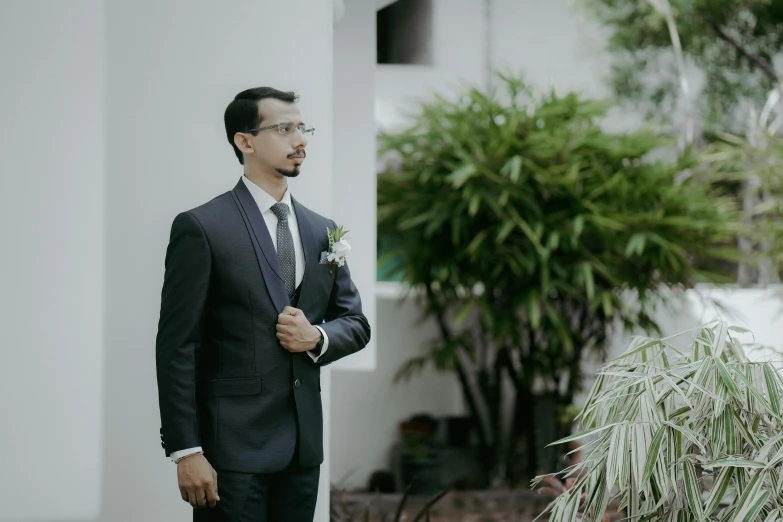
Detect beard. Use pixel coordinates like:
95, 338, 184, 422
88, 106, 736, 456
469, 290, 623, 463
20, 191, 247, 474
275, 150, 305, 178
275, 166, 301, 178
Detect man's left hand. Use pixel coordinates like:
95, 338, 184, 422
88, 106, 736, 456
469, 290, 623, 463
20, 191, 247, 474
276, 306, 321, 353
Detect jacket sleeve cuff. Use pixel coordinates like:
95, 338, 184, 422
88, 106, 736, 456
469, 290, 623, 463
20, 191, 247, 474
308, 326, 329, 362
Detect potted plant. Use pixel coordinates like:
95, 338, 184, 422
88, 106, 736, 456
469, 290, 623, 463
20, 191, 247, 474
397, 414, 442, 494
537, 320, 783, 521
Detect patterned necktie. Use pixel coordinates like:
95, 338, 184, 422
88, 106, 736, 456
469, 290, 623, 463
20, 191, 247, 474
270, 202, 296, 297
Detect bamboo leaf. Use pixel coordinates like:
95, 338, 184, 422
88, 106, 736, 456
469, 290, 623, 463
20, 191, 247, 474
642, 426, 667, 483
724, 408, 737, 455
730, 471, 764, 522
713, 320, 728, 358
547, 423, 620, 447
468, 192, 481, 216
615, 338, 666, 361
714, 356, 742, 403
762, 437, 783, 469
581, 262, 595, 300
734, 368, 778, 419
454, 299, 474, 326
763, 364, 781, 418
733, 409, 762, 450
446, 163, 476, 189
755, 432, 783, 463
728, 326, 752, 334
705, 459, 765, 469
496, 220, 515, 244
607, 423, 622, 486
704, 466, 734, 516
732, 489, 769, 522
624, 233, 647, 257
683, 459, 705, 521
662, 421, 706, 455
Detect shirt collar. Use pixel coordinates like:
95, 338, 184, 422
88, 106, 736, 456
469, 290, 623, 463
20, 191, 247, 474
242, 175, 294, 215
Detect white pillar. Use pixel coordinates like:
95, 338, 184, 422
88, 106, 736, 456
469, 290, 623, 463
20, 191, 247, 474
332, 0, 377, 372
102, 1, 334, 521
329, 0, 379, 490
0, 1, 106, 520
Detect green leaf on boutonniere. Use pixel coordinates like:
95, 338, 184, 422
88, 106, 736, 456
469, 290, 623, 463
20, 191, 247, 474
327, 225, 350, 246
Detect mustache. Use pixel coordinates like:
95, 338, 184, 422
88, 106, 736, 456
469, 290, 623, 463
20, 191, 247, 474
288, 150, 306, 158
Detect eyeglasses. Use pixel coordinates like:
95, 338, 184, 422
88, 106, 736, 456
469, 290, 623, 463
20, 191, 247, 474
246, 122, 315, 136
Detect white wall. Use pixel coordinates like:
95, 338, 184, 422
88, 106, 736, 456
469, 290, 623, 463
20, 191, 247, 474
688, 287, 783, 362
374, 1, 486, 132
0, 1, 105, 520
488, 0, 640, 131
330, 290, 464, 489
579, 287, 783, 409
490, 0, 610, 98
375, 0, 639, 132
432, 0, 485, 83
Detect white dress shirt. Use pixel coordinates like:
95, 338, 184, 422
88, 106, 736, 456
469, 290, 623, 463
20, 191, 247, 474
169, 176, 328, 463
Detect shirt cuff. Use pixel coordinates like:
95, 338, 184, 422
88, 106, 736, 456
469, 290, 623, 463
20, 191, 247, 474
308, 326, 329, 362
170, 446, 203, 463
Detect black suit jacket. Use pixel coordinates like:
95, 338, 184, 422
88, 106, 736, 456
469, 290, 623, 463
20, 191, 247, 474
155, 178, 371, 473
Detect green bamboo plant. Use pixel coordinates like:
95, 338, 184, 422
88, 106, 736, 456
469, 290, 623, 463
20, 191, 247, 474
378, 73, 741, 484
700, 127, 783, 287
538, 321, 783, 521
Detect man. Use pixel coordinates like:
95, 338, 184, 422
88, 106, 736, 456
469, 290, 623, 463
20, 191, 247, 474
155, 86, 371, 522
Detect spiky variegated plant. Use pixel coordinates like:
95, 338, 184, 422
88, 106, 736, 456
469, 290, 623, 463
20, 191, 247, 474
537, 321, 783, 522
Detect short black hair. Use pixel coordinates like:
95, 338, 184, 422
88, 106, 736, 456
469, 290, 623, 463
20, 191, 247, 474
224, 87, 299, 165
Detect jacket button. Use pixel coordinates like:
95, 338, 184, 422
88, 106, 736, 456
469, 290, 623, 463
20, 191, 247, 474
294, 379, 301, 388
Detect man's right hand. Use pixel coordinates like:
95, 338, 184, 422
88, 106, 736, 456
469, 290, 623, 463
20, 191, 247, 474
177, 454, 220, 508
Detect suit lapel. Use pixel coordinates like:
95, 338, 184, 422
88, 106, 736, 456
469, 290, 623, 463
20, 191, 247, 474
231, 179, 289, 313
292, 197, 321, 314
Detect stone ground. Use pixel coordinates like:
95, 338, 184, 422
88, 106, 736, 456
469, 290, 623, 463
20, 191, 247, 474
330, 489, 625, 521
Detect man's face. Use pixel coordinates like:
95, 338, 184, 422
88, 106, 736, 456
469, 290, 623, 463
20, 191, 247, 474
246, 98, 308, 177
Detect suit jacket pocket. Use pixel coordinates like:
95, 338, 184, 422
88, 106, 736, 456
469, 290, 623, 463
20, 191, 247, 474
202, 377, 263, 397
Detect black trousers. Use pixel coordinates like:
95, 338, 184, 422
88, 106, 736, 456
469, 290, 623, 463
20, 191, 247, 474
192, 445, 320, 522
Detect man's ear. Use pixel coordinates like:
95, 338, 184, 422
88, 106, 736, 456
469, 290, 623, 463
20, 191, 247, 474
234, 132, 253, 156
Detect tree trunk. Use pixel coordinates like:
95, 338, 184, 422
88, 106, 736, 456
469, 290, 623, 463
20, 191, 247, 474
423, 281, 493, 449
520, 386, 538, 481
738, 176, 760, 286
499, 346, 539, 483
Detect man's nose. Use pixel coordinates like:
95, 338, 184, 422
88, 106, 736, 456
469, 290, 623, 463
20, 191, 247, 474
292, 130, 307, 149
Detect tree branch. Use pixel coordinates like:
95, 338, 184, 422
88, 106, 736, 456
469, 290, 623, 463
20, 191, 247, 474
709, 21, 779, 84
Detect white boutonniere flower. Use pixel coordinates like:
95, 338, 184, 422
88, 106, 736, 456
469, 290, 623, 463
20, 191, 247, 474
320, 224, 351, 267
